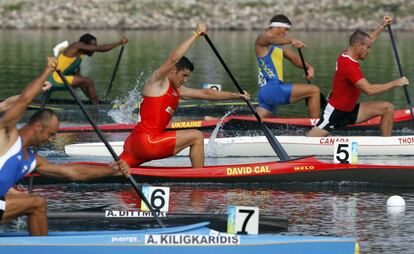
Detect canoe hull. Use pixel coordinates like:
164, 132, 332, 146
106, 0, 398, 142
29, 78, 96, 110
30, 157, 414, 186
58, 108, 414, 133
0, 223, 356, 254
46, 212, 289, 234
1, 243, 355, 254
65, 135, 414, 157
127, 157, 414, 186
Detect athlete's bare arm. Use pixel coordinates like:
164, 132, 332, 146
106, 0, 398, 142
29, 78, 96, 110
0, 83, 53, 113
0, 58, 55, 153
0, 95, 19, 113
370, 16, 392, 43
255, 32, 305, 57
178, 86, 250, 101
64, 37, 128, 57
144, 24, 207, 97
355, 76, 409, 96
34, 156, 130, 181
283, 47, 314, 80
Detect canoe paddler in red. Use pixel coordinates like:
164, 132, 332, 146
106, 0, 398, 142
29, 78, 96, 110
120, 23, 250, 168
307, 16, 409, 137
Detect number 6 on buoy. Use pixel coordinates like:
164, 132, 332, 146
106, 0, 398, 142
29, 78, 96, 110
141, 186, 170, 212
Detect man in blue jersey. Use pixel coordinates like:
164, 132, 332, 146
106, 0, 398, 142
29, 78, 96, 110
0, 58, 129, 236
255, 14, 321, 118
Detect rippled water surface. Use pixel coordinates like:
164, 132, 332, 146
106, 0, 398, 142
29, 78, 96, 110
1, 30, 414, 253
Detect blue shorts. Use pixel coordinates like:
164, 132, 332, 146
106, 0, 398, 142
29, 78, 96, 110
257, 81, 293, 111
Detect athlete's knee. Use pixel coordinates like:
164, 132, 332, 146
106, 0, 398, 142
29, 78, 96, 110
190, 130, 204, 144
194, 130, 204, 141
309, 85, 320, 95
31, 196, 47, 213
256, 107, 271, 118
81, 78, 94, 88
382, 102, 394, 113
119, 152, 140, 167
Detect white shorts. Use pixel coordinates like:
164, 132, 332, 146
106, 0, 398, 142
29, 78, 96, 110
0, 197, 5, 221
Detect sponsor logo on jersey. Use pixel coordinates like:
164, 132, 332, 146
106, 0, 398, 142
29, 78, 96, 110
165, 106, 174, 115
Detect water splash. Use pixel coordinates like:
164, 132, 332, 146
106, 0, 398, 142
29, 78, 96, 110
10, 216, 27, 231
107, 72, 147, 124
205, 108, 237, 157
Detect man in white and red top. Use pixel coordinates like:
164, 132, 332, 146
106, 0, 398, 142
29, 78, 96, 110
120, 23, 250, 168
308, 16, 409, 137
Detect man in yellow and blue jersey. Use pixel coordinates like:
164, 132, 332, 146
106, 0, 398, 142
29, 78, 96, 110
47, 34, 128, 104
255, 14, 321, 118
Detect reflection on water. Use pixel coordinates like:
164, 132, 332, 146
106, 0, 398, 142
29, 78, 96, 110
2, 30, 414, 118
2, 30, 414, 254
2, 183, 414, 253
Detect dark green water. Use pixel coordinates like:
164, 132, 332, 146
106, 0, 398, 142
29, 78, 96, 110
2, 30, 414, 253
1, 29, 413, 117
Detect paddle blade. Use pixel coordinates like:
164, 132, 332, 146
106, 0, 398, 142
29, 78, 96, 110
261, 123, 290, 161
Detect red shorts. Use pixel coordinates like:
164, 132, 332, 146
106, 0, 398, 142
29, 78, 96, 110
120, 131, 177, 167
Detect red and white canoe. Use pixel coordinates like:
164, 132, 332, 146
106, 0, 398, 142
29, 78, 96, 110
64, 135, 414, 157
31, 157, 414, 186
58, 108, 414, 133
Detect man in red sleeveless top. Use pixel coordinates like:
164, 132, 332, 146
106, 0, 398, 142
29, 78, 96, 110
120, 24, 250, 168
307, 16, 409, 137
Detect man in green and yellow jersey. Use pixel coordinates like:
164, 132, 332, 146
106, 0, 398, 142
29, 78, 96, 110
47, 34, 128, 104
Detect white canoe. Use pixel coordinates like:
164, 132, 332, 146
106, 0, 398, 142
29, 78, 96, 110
64, 135, 414, 157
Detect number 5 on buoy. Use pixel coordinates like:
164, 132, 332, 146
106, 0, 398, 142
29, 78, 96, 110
141, 186, 170, 212
334, 141, 358, 164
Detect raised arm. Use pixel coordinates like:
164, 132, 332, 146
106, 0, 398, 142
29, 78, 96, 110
146, 24, 207, 87
256, 32, 305, 56
66, 36, 128, 56
0, 58, 55, 130
0, 83, 52, 113
0, 95, 19, 112
370, 16, 392, 43
35, 156, 130, 182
